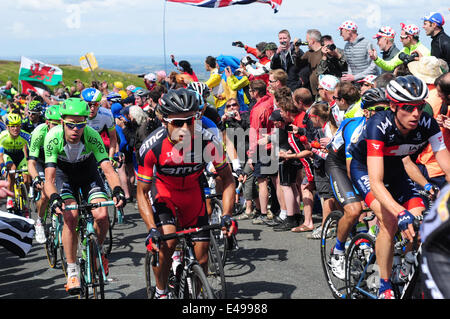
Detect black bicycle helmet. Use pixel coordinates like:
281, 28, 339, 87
361, 88, 390, 109
157, 88, 200, 117
386, 75, 428, 104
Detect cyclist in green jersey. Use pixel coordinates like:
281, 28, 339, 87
28, 104, 61, 244
43, 98, 126, 295
0, 113, 31, 212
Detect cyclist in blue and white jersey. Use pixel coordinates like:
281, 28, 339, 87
347, 75, 450, 299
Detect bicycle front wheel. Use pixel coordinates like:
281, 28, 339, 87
186, 263, 215, 299
345, 233, 378, 299
88, 235, 105, 299
320, 210, 347, 299
144, 250, 156, 299
207, 231, 226, 298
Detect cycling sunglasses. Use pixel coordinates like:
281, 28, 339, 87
63, 120, 87, 130
366, 104, 390, 112
88, 102, 99, 108
396, 102, 426, 113
164, 114, 198, 127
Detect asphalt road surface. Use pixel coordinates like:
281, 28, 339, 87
0, 201, 333, 300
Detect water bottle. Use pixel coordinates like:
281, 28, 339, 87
399, 251, 415, 282
368, 224, 379, 238
29, 186, 34, 199
52, 213, 57, 230
359, 242, 371, 261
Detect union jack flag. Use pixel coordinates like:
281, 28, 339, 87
167, 0, 283, 13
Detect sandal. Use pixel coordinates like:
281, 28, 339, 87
291, 224, 314, 233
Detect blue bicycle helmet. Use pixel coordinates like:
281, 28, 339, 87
81, 88, 102, 103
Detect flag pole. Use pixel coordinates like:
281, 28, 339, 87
163, 0, 167, 73
85, 55, 98, 83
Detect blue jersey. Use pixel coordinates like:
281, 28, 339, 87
328, 117, 366, 163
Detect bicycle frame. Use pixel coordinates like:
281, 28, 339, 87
65, 200, 114, 292
9, 169, 29, 216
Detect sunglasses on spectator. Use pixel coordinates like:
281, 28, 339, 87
400, 35, 409, 39
366, 105, 390, 112
227, 103, 239, 108
164, 114, 198, 127
269, 79, 278, 83
362, 83, 372, 87
396, 102, 426, 113
63, 120, 87, 130
333, 96, 342, 100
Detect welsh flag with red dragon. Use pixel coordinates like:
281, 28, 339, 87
18, 56, 63, 94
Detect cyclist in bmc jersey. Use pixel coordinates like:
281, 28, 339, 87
136, 88, 237, 299
28, 104, 61, 244
43, 98, 126, 295
326, 88, 390, 279
0, 113, 31, 212
347, 75, 450, 299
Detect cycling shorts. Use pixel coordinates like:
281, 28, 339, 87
3, 153, 27, 171
325, 155, 361, 206
350, 159, 424, 210
152, 180, 210, 242
55, 166, 108, 203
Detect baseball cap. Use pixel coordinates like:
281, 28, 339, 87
269, 109, 284, 122
423, 12, 445, 27
126, 85, 136, 91
373, 26, 395, 39
144, 73, 156, 82
263, 42, 278, 53
156, 70, 167, 78
318, 74, 340, 92
338, 20, 358, 31
114, 81, 124, 89
357, 75, 377, 85
400, 23, 420, 36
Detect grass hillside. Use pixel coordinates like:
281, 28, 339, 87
0, 59, 145, 100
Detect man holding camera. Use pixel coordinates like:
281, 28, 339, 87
317, 35, 348, 80
294, 29, 324, 97
271, 29, 306, 91
369, 23, 430, 72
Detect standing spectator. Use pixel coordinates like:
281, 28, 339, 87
306, 102, 339, 239
113, 81, 127, 100
317, 35, 348, 79
435, 72, 450, 149
423, 12, 450, 69
334, 81, 363, 119
408, 56, 450, 188
338, 20, 379, 82
317, 74, 343, 127
170, 55, 199, 82
271, 30, 305, 91
291, 88, 315, 232
295, 29, 324, 97
372, 26, 401, 73
247, 75, 279, 225
155, 70, 169, 90
143, 73, 158, 92
369, 23, 430, 72
236, 41, 271, 84
205, 55, 227, 112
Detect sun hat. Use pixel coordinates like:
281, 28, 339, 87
338, 20, 358, 31
357, 75, 377, 85
318, 74, 340, 91
400, 23, 420, 36
407, 56, 449, 84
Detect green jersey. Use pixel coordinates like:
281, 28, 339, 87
44, 125, 109, 172
29, 123, 48, 163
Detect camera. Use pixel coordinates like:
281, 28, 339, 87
280, 41, 288, 46
226, 111, 236, 118
327, 44, 336, 51
286, 125, 293, 132
295, 39, 309, 47
398, 52, 419, 64
232, 41, 244, 48
241, 55, 256, 67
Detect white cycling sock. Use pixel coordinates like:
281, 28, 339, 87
67, 263, 78, 278
279, 210, 287, 220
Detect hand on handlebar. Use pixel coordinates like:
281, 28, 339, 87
221, 215, 238, 238
397, 210, 415, 242
49, 193, 65, 215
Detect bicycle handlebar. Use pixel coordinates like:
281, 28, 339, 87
160, 223, 222, 242
64, 200, 116, 211
7, 169, 28, 174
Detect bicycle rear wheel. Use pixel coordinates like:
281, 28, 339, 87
345, 233, 378, 299
104, 216, 113, 255
207, 231, 226, 298
144, 250, 156, 299
210, 198, 227, 266
320, 210, 347, 299
186, 263, 215, 299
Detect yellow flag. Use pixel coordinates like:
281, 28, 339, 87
79, 52, 98, 72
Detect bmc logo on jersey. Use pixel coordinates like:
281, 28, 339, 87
160, 163, 204, 176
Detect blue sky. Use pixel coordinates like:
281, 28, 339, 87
1, 0, 449, 61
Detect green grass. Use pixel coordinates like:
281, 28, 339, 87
0, 59, 145, 100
